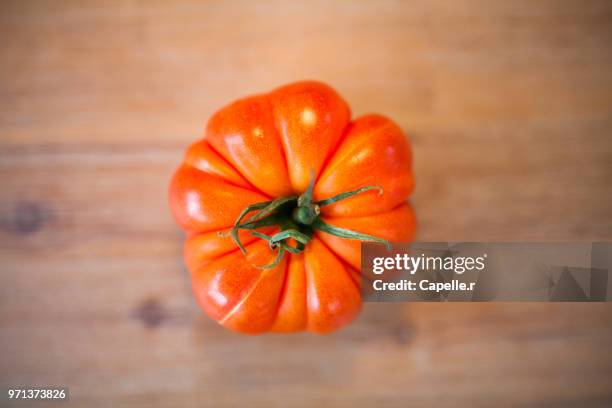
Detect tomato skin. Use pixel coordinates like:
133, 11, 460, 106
184, 140, 251, 189
270, 81, 351, 193
317, 203, 416, 271
303, 238, 361, 333
206, 95, 292, 197
168, 164, 268, 233
314, 114, 414, 217
191, 240, 287, 334
270, 253, 307, 332
169, 81, 415, 334
184, 228, 263, 272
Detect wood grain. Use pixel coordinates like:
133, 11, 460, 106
1, 1, 612, 407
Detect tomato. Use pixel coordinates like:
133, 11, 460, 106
169, 81, 415, 334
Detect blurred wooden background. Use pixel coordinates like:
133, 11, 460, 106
1, 1, 612, 407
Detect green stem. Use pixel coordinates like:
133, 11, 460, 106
246, 196, 297, 223
255, 246, 286, 269
312, 218, 392, 251
316, 185, 383, 207
293, 171, 320, 225
239, 215, 283, 230
297, 170, 316, 207
231, 201, 272, 253
250, 231, 303, 254
269, 229, 311, 246
229, 175, 394, 267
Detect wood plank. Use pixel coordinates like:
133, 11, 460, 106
1, 0, 612, 406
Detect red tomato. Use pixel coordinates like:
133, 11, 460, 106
169, 81, 415, 334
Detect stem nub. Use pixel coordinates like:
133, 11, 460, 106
292, 204, 320, 225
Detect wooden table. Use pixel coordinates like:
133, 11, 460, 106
1, 1, 611, 406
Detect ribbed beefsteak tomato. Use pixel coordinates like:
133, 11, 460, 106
169, 81, 415, 334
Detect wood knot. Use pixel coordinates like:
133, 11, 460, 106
132, 298, 167, 329
3, 201, 45, 234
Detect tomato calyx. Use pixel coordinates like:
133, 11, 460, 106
225, 174, 391, 269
